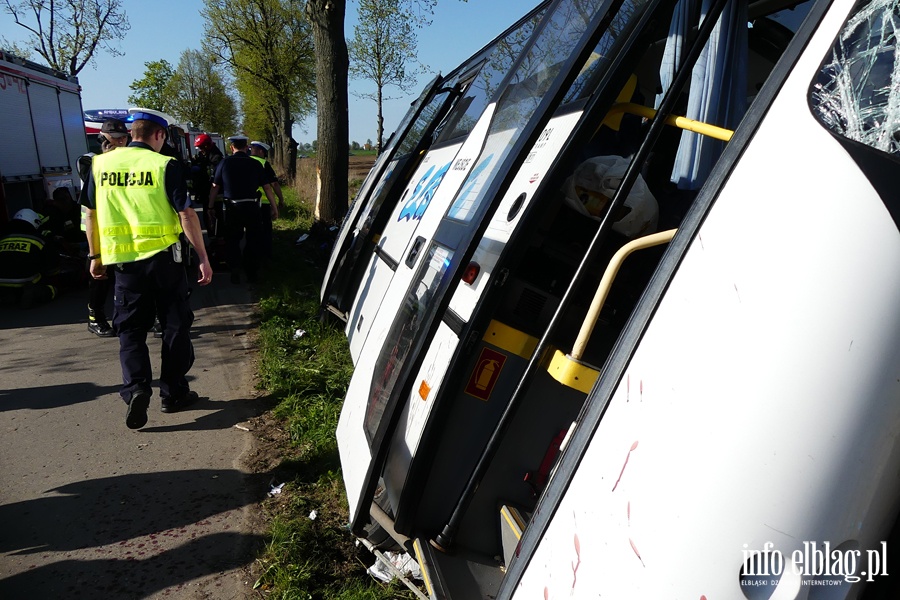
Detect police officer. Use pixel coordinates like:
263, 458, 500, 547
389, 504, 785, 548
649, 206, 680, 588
209, 135, 277, 284
248, 141, 282, 259
83, 109, 213, 430
78, 117, 130, 337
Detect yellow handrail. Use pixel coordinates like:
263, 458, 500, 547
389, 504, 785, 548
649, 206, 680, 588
571, 229, 677, 360
602, 102, 734, 141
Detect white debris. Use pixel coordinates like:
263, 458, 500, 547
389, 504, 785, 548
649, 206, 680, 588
293, 329, 306, 340
268, 482, 285, 497
367, 551, 422, 583
308, 510, 318, 520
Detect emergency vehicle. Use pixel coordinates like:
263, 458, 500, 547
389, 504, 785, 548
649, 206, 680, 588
84, 108, 132, 154
0, 50, 88, 221
84, 108, 197, 163
327, 0, 900, 597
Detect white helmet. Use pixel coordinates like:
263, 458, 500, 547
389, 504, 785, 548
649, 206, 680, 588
13, 208, 49, 230
563, 155, 659, 238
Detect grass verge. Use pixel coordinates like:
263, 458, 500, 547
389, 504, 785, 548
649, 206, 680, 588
250, 177, 418, 599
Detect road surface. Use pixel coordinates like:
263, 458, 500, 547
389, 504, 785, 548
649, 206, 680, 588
0, 272, 269, 599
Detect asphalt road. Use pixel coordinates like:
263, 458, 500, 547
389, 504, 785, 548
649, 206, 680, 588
0, 270, 269, 599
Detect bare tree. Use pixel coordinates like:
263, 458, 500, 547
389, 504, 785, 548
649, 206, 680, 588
2, 0, 129, 76
350, 0, 421, 152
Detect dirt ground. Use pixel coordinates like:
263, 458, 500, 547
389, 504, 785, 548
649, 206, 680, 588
348, 155, 377, 181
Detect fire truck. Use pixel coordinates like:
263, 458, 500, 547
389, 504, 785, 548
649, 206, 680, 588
0, 50, 88, 223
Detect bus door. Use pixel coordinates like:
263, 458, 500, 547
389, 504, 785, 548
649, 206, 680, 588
339, 0, 635, 539
343, 5, 549, 362
321, 74, 445, 313
338, 2, 552, 517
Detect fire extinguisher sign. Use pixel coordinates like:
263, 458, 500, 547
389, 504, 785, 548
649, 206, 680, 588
464, 348, 507, 401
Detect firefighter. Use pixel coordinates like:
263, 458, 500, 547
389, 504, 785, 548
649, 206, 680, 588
194, 134, 224, 233
0, 209, 60, 309
83, 109, 213, 430
248, 141, 282, 260
208, 135, 277, 284
77, 118, 130, 337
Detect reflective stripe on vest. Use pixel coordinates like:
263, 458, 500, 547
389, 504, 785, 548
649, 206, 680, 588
252, 155, 270, 204
92, 147, 182, 264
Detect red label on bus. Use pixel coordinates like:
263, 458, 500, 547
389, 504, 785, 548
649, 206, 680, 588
464, 348, 507, 401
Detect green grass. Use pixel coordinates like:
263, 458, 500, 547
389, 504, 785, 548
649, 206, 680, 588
251, 186, 419, 599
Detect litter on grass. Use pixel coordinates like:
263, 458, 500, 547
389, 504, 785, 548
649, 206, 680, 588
367, 551, 422, 583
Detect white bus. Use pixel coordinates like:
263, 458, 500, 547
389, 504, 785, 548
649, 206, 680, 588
330, 0, 900, 597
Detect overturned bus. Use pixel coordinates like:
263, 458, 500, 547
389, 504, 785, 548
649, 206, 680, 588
324, 0, 900, 597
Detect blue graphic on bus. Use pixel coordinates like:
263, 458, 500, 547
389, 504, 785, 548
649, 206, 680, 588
398, 161, 451, 221
448, 154, 494, 218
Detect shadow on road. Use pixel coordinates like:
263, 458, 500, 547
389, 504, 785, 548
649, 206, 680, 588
0, 466, 275, 597
0, 381, 120, 412
0, 531, 266, 598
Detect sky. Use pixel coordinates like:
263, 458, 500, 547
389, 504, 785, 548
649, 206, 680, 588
0, 0, 533, 145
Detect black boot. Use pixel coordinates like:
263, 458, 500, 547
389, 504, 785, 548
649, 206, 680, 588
88, 306, 115, 337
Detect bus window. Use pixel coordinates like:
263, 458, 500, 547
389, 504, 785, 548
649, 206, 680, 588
434, 9, 545, 145
365, 243, 454, 445
562, 0, 652, 105
447, 0, 632, 223
810, 0, 900, 157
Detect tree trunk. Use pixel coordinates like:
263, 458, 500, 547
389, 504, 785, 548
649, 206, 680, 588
306, 0, 349, 224
278, 99, 296, 180
377, 84, 384, 155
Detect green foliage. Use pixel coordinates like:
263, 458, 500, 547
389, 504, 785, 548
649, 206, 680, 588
202, 0, 316, 174
2, 0, 130, 76
252, 186, 419, 598
166, 49, 237, 133
0, 39, 33, 60
127, 59, 174, 111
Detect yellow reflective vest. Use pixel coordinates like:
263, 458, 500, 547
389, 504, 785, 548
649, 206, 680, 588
92, 147, 183, 264
252, 156, 271, 204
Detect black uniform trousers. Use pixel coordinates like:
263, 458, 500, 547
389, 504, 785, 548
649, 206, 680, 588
259, 202, 273, 259
225, 200, 261, 278
113, 247, 194, 403
88, 268, 114, 318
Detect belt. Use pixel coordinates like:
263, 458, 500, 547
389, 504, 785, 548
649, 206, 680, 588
226, 198, 257, 203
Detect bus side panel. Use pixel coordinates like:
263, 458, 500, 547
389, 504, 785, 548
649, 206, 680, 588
336, 333, 380, 520
383, 321, 460, 512
345, 143, 464, 360
510, 2, 900, 594
347, 105, 497, 361
322, 151, 397, 301
448, 111, 584, 322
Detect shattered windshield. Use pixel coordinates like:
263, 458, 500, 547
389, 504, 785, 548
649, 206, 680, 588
810, 0, 900, 156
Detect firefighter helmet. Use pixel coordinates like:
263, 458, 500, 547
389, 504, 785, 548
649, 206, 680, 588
13, 208, 49, 230
194, 133, 213, 150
